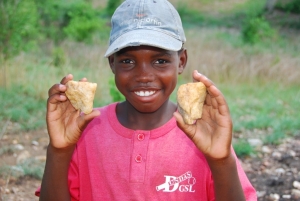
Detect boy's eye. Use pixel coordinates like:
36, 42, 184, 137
122, 59, 133, 64
155, 59, 167, 64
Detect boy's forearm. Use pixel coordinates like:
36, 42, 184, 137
39, 144, 75, 201
206, 153, 246, 201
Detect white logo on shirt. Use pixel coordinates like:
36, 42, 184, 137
156, 171, 196, 193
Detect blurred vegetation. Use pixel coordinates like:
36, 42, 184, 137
241, 17, 278, 44
222, 83, 300, 146
106, 0, 122, 16
0, 0, 299, 159
0, 0, 39, 60
0, 0, 111, 59
276, 0, 300, 13
109, 77, 125, 102
0, 86, 45, 130
34, 0, 110, 43
233, 139, 254, 158
0, 158, 45, 179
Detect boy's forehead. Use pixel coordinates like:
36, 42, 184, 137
115, 46, 175, 55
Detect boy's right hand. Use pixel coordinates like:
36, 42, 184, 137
46, 74, 100, 149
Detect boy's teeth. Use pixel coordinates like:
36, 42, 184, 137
135, 91, 155, 97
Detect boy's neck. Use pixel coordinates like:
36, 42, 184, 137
115, 100, 177, 130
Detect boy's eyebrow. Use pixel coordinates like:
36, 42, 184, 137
115, 51, 131, 57
152, 51, 173, 57
115, 49, 174, 57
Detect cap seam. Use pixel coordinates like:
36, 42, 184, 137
137, 0, 143, 28
164, 0, 179, 37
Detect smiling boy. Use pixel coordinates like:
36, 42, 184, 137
108, 46, 186, 129
37, 0, 257, 200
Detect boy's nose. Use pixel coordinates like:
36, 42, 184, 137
135, 63, 155, 83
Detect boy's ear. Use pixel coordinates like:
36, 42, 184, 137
108, 55, 115, 74
178, 48, 188, 74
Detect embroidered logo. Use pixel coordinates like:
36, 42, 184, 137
120, 15, 162, 27
156, 171, 196, 193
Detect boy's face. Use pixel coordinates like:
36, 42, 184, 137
108, 45, 187, 113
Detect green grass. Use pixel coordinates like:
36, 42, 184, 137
0, 87, 46, 130
0, 158, 45, 180
221, 83, 300, 144
177, 0, 267, 28
233, 139, 255, 157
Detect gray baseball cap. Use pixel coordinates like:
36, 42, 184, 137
104, 0, 186, 57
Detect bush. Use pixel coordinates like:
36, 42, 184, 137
63, 1, 109, 42
0, 0, 39, 59
106, 0, 122, 16
276, 0, 300, 13
242, 17, 278, 44
52, 47, 66, 67
36, 0, 109, 43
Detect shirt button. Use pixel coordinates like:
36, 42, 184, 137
135, 155, 142, 163
137, 133, 145, 141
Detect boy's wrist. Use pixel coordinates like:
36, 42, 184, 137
47, 143, 76, 156
205, 152, 236, 170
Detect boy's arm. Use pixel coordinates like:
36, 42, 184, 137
174, 70, 245, 201
39, 74, 100, 201
205, 153, 245, 201
39, 145, 75, 201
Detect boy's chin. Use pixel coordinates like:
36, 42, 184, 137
128, 99, 172, 114
132, 104, 161, 114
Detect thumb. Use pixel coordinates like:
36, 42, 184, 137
78, 109, 101, 131
173, 111, 195, 139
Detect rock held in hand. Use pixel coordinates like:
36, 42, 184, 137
177, 82, 207, 124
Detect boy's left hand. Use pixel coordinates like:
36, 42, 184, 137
174, 70, 232, 161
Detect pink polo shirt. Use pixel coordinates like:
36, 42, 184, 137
36, 102, 257, 200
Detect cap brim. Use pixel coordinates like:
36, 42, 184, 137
104, 29, 183, 57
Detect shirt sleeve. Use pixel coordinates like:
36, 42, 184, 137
68, 145, 80, 201
207, 172, 215, 201
35, 187, 41, 197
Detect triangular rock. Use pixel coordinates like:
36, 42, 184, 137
65, 81, 97, 114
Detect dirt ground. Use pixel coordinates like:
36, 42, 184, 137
1, 124, 300, 201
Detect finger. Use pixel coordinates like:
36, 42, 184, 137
173, 111, 196, 139
192, 70, 214, 88
205, 92, 212, 107
48, 74, 73, 96
79, 77, 87, 82
60, 74, 73, 85
47, 94, 68, 112
77, 109, 101, 131
48, 83, 67, 97
208, 85, 230, 116
192, 70, 217, 107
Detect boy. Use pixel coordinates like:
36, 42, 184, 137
37, 0, 257, 200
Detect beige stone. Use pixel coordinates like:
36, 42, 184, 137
177, 82, 207, 124
65, 81, 97, 114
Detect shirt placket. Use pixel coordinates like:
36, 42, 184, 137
130, 131, 150, 183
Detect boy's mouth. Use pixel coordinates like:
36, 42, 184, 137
134, 90, 156, 97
